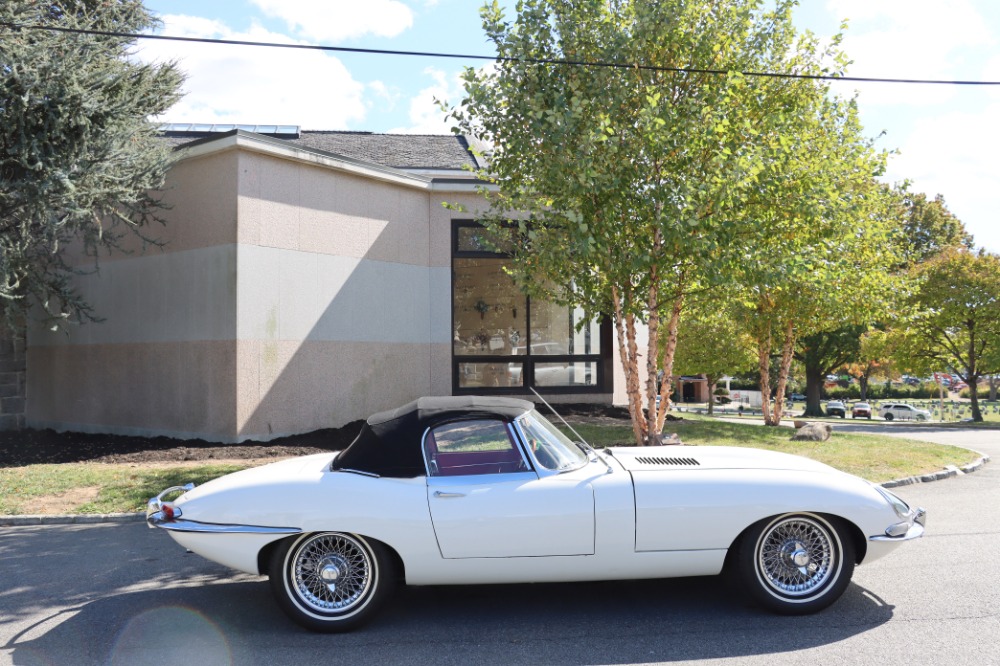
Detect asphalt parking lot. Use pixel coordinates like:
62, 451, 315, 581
1, 426, 997, 666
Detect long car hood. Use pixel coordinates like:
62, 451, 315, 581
606, 445, 839, 475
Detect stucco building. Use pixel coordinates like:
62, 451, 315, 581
24, 127, 625, 442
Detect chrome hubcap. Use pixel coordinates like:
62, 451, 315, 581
319, 556, 345, 585
758, 517, 836, 596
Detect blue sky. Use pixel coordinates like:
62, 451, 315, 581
140, 0, 999, 253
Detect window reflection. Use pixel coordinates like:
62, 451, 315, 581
534, 362, 598, 387
452, 222, 605, 393
529, 299, 601, 355
453, 259, 526, 357
458, 362, 523, 388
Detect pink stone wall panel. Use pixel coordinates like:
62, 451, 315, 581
27, 341, 238, 441
237, 153, 432, 266
237, 340, 449, 439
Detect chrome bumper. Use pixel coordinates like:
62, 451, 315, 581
870, 507, 927, 542
146, 483, 301, 535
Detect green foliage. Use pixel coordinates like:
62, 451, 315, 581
825, 383, 938, 400
450, 0, 897, 438
673, 300, 756, 380
896, 191, 975, 267
0, 1, 183, 329
892, 249, 1000, 420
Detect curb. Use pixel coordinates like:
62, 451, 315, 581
1, 454, 991, 526
0, 512, 144, 527
881, 453, 991, 488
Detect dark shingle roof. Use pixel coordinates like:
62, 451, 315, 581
164, 129, 484, 171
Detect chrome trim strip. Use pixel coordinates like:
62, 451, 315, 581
146, 514, 301, 535
336, 468, 380, 478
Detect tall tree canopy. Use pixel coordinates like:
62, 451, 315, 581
896, 249, 1000, 422
794, 325, 866, 414
671, 297, 756, 416
0, 0, 183, 330
450, 0, 895, 441
897, 191, 974, 267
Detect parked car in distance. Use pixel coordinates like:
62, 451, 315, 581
789, 393, 806, 401
825, 400, 847, 418
879, 403, 931, 422
146, 396, 926, 632
851, 402, 872, 419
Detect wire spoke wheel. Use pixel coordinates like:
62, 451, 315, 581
270, 531, 394, 632
291, 533, 373, 613
757, 516, 835, 596
736, 513, 854, 614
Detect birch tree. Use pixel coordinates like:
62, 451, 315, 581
449, 0, 893, 441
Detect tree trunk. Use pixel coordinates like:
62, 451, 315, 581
967, 325, 983, 422
770, 321, 795, 425
969, 378, 983, 422
757, 326, 775, 426
655, 290, 684, 434
706, 373, 717, 416
612, 286, 645, 446
644, 279, 660, 443
803, 366, 824, 417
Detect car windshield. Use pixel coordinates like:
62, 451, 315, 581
515, 410, 589, 472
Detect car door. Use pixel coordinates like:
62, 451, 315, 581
424, 418, 596, 558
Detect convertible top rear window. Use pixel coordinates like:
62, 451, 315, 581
332, 396, 534, 478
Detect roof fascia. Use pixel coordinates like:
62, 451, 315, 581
175, 129, 436, 190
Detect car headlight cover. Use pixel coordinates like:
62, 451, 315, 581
875, 485, 911, 518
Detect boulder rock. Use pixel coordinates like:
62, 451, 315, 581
790, 422, 832, 442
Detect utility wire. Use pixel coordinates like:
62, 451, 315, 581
3, 20, 1000, 87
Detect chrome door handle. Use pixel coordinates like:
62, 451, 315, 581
433, 491, 466, 498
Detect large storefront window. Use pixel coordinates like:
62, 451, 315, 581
452, 221, 608, 393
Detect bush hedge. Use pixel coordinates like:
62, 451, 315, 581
824, 383, 940, 400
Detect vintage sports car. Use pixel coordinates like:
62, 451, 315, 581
147, 396, 926, 632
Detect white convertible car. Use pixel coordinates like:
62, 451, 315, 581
147, 396, 926, 632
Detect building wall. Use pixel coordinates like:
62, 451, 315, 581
232, 151, 491, 439
0, 322, 26, 431
26, 150, 242, 440
23, 136, 617, 443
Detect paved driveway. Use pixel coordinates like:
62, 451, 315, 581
830, 421, 998, 456
1, 428, 997, 666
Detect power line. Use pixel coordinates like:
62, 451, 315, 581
3, 20, 1000, 87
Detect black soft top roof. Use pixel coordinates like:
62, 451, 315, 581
332, 396, 535, 478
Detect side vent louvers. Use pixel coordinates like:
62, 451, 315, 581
635, 456, 700, 466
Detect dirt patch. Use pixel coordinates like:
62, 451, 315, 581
28, 486, 102, 514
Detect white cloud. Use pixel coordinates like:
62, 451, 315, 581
826, 0, 994, 106
249, 0, 413, 42
388, 67, 462, 134
138, 15, 367, 128
883, 102, 1000, 252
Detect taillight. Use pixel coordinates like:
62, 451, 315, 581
161, 504, 176, 520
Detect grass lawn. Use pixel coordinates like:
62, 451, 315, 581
565, 414, 975, 483
0, 416, 981, 516
0, 463, 248, 516
684, 399, 1000, 423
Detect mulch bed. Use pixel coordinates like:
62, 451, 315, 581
0, 421, 365, 468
